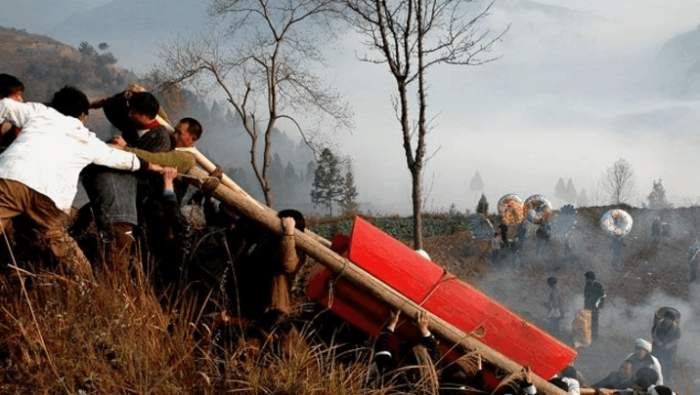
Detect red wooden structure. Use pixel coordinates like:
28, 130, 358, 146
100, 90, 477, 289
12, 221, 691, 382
307, 216, 576, 380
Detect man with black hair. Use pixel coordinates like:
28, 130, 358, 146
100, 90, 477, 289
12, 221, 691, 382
225, 209, 308, 326
584, 271, 605, 340
89, 84, 174, 145
82, 91, 174, 278
0, 74, 24, 150
559, 366, 582, 394
174, 117, 202, 148
651, 311, 680, 385
0, 74, 24, 101
0, 86, 163, 279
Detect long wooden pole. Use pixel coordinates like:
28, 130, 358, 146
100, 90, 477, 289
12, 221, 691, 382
178, 147, 332, 248
185, 166, 566, 395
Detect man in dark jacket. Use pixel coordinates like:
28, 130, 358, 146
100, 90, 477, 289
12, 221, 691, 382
584, 271, 605, 340
224, 209, 308, 328
594, 360, 634, 390
651, 311, 680, 385
688, 245, 699, 283
82, 91, 173, 278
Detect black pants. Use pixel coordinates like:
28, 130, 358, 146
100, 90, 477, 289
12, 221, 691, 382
591, 308, 600, 340
548, 318, 561, 338
653, 347, 676, 384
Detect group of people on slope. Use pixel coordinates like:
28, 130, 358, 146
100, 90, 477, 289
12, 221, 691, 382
0, 74, 308, 333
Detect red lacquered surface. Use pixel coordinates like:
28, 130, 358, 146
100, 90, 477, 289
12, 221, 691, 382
306, 216, 576, 380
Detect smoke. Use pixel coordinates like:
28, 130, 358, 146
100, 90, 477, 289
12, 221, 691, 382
325, 0, 700, 213
466, 206, 700, 389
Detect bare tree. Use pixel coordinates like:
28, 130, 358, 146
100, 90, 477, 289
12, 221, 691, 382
602, 158, 635, 205
341, 0, 505, 249
156, 0, 352, 206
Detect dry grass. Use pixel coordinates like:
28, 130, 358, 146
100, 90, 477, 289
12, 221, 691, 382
0, 265, 406, 395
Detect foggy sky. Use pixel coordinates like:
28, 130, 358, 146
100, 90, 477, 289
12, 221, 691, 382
4, 0, 700, 213
323, 0, 700, 213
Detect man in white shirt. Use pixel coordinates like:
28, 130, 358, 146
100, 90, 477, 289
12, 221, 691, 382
0, 86, 163, 279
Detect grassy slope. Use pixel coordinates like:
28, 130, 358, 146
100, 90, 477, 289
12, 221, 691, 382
1, 206, 699, 393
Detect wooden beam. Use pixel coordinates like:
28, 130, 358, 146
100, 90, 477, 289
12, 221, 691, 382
185, 165, 567, 395
178, 147, 331, 248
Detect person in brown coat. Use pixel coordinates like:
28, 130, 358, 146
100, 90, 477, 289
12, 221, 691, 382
226, 209, 307, 329
269, 210, 306, 317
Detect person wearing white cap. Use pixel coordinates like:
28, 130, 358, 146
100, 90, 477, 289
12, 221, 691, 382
625, 338, 663, 385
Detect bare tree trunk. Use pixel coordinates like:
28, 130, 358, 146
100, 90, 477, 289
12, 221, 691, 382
412, 168, 423, 249
413, 0, 427, 250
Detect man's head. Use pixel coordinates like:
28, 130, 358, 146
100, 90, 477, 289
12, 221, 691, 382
0, 74, 24, 101
547, 276, 557, 288
585, 271, 596, 281
634, 338, 652, 359
560, 366, 577, 379
620, 360, 634, 378
633, 366, 659, 390
128, 92, 160, 127
548, 377, 569, 391
174, 117, 202, 148
650, 385, 676, 395
278, 209, 305, 231
49, 86, 89, 121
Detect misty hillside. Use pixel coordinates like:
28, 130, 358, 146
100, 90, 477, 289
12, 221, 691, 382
0, 0, 111, 35
0, 26, 133, 102
657, 25, 700, 97
498, 0, 600, 23
50, 0, 208, 71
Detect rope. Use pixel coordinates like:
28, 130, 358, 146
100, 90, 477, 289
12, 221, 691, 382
326, 259, 349, 309
416, 269, 456, 307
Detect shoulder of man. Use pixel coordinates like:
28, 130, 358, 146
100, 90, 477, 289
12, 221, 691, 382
138, 126, 173, 150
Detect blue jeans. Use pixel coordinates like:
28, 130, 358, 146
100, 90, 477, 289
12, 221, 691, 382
82, 166, 138, 231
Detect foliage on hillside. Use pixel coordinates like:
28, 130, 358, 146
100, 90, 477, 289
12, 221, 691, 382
310, 212, 471, 241
0, 27, 133, 101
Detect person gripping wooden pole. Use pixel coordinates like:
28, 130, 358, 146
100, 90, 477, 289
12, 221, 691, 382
178, 147, 332, 248
185, 165, 567, 395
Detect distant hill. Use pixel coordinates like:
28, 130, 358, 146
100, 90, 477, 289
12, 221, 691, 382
0, 0, 111, 35
0, 26, 134, 102
50, 0, 208, 72
656, 25, 700, 97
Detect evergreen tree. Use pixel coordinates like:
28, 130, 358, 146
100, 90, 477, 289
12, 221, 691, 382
305, 160, 316, 183
284, 161, 299, 200
270, 153, 285, 190
565, 178, 577, 203
577, 189, 589, 207
647, 179, 672, 209
554, 178, 567, 201
340, 162, 359, 214
470, 171, 485, 192
476, 194, 489, 215
311, 148, 344, 216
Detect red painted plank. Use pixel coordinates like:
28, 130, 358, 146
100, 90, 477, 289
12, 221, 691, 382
306, 216, 576, 380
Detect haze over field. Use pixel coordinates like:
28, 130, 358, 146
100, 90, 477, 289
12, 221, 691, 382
3, 0, 700, 212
